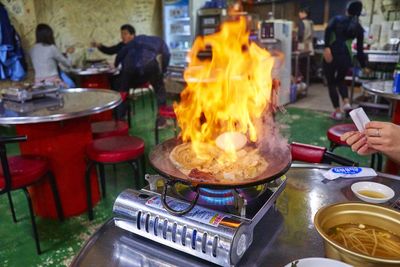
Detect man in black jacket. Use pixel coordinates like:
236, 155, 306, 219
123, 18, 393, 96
92, 24, 135, 55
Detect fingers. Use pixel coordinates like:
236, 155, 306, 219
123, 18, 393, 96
350, 136, 368, 152
340, 131, 358, 142
365, 121, 387, 129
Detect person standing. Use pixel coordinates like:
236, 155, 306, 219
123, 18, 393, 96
323, 1, 366, 120
297, 7, 314, 55
30, 24, 74, 87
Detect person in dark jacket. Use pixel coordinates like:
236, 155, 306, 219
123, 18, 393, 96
114, 33, 171, 122
323, 1, 366, 120
91, 24, 135, 55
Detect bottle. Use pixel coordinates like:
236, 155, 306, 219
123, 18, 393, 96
393, 60, 400, 94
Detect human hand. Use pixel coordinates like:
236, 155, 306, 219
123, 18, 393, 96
90, 41, 100, 48
362, 67, 371, 75
364, 121, 400, 159
323, 47, 333, 63
66, 46, 75, 54
340, 131, 377, 156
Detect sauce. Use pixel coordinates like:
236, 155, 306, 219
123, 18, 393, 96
358, 190, 386, 199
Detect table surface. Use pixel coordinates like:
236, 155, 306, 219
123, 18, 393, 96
70, 66, 118, 76
71, 163, 400, 267
0, 88, 121, 124
362, 80, 400, 101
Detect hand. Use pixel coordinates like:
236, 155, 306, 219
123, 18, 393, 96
323, 47, 333, 63
90, 41, 100, 48
66, 46, 75, 54
364, 122, 400, 162
363, 67, 372, 75
341, 131, 377, 156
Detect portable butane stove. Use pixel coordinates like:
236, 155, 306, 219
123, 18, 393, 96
113, 174, 287, 267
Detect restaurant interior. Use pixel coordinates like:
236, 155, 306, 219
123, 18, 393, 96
1, 0, 400, 266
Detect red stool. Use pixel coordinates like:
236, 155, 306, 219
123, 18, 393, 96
85, 135, 145, 220
90, 92, 131, 139
155, 105, 178, 144
327, 123, 382, 170
0, 136, 63, 254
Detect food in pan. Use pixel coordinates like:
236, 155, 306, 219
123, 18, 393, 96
169, 142, 268, 181
327, 223, 400, 259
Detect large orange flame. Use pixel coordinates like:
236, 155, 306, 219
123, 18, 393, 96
173, 16, 275, 160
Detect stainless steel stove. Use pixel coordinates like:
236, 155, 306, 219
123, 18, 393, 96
112, 174, 287, 267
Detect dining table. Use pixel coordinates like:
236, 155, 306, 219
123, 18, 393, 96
0, 88, 121, 218
70, 163, 400, 266
362, 80, 400, 174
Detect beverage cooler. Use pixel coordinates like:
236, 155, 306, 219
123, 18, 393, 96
162, 0, 208, 66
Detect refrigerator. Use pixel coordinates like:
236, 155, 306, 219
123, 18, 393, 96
162, 0, 208, 66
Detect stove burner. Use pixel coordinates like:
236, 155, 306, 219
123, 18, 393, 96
173, 183, 270, 215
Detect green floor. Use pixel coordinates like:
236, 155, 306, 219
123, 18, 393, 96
0, 95, 388, 266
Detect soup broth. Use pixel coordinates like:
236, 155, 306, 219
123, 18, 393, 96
327, 223, 400, 259
358, 190, 386, 199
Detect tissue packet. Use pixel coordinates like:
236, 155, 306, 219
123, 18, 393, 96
323, 167, 377, 180
349, 107, 370, 132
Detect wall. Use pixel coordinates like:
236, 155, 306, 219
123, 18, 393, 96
1, 0, 162, 67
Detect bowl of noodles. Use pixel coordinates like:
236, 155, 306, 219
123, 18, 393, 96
314, 202, 400, 267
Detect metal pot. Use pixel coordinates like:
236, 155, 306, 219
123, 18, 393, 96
314, 202, 400, 267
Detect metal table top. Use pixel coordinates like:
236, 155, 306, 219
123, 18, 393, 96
71, 163, 400, 267
71, 67, 117, 76
0, 88, 121, 124
363, 80, 400, 101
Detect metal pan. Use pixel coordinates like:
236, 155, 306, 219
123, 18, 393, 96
149, 138, 291, 215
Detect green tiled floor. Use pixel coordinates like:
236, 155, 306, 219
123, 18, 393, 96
0, 95, 388, 266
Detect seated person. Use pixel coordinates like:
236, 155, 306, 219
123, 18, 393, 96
113, 29, 171, 125
30, 24, 74, 87
92, 24, 135, 55
341, 121, 400, 164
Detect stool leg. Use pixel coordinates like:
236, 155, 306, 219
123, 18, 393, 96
329, 142, 337, 152
7, 191, 18, 223
155, 116, 160, 145
127, 100, 132, 128
371, 154, 376, 170
47, 172, 64, 222
150, 89, 155, 112
98, 163, 106, 198
85, 161, 95, 221
129, 161, 139, 189
173, 119, 178, 137
377, 153, 383, 172
22, 187, 41, 254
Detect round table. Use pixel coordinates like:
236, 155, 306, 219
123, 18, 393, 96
71, 67, 118, 89
70, 163, 400, 266
0, 88, 121, 218
362, 80, 399, 174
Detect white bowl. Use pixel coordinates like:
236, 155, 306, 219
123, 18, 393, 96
284, 257, 352, 267
351, 181, 395, 203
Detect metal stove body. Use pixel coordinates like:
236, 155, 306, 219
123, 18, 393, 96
113, 175, 286, 267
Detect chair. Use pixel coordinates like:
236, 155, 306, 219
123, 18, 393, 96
84, 135, 145, 220
154, 105, 178, 144
129, 82, 155, 114
0, 135, 64, 254
327, 123, 382, 171
290, 142, 358, 166
91, 92, 130, 139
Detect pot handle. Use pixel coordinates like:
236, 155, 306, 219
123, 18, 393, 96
161, 180, 199, 216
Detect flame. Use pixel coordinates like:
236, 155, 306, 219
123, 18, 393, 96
173, 17, 275, 161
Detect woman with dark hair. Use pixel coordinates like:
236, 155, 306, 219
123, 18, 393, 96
30, 23, 74, 86
323, 1, 366, 120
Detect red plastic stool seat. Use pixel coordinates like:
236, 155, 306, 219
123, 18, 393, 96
159, 105, 176, 119
86, 135, 144, 163
0, 155, 49, 189
327, 123, 357, 148
84, 135, 146, 220
91, 121, 129, 139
